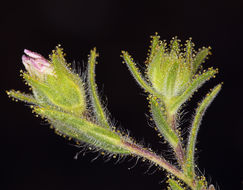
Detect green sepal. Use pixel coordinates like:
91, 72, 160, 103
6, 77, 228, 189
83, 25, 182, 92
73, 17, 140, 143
150, 97, 179, 148
50, 46, 74, 77
185, 84, 222, 179
34, 106, 130, 154
185, 39, 193, 69
170, 37, 180, 57
147, 34, 160, 63
168, 68, 218, 114
6, 90, 38, 105
23, 71, 86, 116
166, 60, 180, 98
49, 48, 87, 114
147, 38, 191, 99
192, 48, 209, 75
147, 47, 165, 94
87, 48, 110, 129
50, 48, 86, 94
168, 179, 184, 190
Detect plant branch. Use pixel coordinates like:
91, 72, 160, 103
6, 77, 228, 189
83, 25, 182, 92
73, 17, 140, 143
122, 140, 195, 189
168, 114, 186, 169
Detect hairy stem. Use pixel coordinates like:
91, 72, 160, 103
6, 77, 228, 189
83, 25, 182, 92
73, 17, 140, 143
122, 140, 195, 189
168, 114, 186, 169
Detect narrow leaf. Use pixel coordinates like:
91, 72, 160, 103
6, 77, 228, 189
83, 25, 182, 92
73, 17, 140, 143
169, 68, 218, 114
87, 48, 110, 128
150, 97, 179, 147
186, 84, 222, 178
168, 179, 184, 190
34, 106, 130, 154
192, 48, 209, 75
50, 118, 98, 147
122, 51, 161, 97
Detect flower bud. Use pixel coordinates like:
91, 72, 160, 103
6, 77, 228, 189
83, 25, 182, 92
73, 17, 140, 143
22, 47, 86, 116
122, 35, 217, 114
147, 38, 193, 99
22, 49, 54, 80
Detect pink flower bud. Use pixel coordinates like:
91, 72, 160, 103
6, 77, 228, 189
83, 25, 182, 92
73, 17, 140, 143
22, 49, 54, 79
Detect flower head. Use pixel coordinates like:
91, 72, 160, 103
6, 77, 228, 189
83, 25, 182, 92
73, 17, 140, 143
17, 47, 87, 116
146, 37, 206, 99
122, 34, 218, 114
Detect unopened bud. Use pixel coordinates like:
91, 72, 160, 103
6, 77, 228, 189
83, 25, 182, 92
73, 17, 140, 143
147, 38, 192, 99
22, 49, 54, 80
22, 47, 86, 116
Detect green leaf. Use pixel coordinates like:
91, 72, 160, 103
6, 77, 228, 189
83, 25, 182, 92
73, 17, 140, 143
192, 48, 209, 75
185, 84, 222, 179
87, 48, 110, 129
50, 118, 97, 147
34, 106, 130, 154
122, 51, 158, 95
169, 68, 218, 114
150, 97, 179, 148
168, 179, 184, 190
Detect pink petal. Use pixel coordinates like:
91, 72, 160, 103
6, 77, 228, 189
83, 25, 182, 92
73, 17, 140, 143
24, 49, 43, 59
30, 58, 42, 70
22, 55, 31, 66
36, 58, 51, 67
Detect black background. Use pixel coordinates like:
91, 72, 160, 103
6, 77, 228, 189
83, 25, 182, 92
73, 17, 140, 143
2, 0, 243, 190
